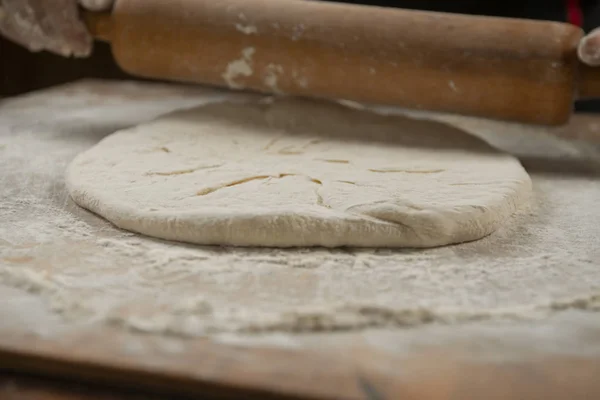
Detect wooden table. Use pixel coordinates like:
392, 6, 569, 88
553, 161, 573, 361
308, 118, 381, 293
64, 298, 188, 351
1, 80, 600, 400
2, 324, 600, 400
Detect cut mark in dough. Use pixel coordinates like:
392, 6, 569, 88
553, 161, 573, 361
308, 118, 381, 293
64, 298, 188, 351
302, 139, 323, 147
346, 199, 423, 212
315, 188, 330, 208
3, 256, 35, 264
450, 181, 506, 186
263, 137, 282, 151
318, 159, 350, 164
197, 175, 272, 196
196, 173, 323, 197
266, 139, 323, 154
146, 164, 222, 176
368, 168, 445, 174
138, 146, 172, 154
278, 148, 304, 155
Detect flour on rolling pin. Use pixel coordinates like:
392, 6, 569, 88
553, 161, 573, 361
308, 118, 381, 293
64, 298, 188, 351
222, 47, 256, 89
235, 12, 258, 35
235, 24, 258, 35
221, 49, 300, 93
291, 24, 306, 42
292, 70, 309, 89
264, 64, 285, 94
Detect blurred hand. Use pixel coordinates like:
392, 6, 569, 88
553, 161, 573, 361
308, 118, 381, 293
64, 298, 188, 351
579, 27, 600, 67
0, 0, 113, 58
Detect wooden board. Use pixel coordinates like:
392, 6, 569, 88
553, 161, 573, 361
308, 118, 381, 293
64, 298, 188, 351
1, 80, 600, 399
2, 325, 600, 400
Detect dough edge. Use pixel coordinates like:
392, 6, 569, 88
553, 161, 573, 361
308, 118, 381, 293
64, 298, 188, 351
66, 129, 532, 248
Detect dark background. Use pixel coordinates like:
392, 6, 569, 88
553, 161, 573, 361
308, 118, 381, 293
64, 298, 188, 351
2, 1, 600, 110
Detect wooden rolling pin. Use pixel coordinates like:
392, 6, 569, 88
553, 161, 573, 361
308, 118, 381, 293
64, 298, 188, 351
84, 0, 600, 126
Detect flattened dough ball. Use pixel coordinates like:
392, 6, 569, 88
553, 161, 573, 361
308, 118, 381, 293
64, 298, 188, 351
66, 98, 532, 248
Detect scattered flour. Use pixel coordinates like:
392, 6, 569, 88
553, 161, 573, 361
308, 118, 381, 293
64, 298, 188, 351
222, 47, 256, 89
235, 24, 258, 35
1, 80, 599, 339
264, 64, 285, 93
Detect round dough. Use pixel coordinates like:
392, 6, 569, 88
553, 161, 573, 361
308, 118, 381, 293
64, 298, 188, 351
66, 98, 531, 248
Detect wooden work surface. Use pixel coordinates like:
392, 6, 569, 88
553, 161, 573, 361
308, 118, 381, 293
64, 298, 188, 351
1, 80, 600, 400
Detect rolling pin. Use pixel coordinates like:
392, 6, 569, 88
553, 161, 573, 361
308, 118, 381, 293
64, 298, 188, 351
84, 0, 600, 126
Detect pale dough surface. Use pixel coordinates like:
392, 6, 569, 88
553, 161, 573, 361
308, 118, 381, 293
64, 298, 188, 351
66, 97, 532, 247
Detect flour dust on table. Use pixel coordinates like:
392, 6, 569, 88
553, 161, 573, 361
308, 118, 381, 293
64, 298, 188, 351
66, 97, 531, 248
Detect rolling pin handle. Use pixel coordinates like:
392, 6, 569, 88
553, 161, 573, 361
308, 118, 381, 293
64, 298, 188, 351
83, 11, 113, 43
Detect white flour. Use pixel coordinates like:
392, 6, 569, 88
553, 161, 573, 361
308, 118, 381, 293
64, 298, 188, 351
222, 47, 256, 89
1, 80, 600, 338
